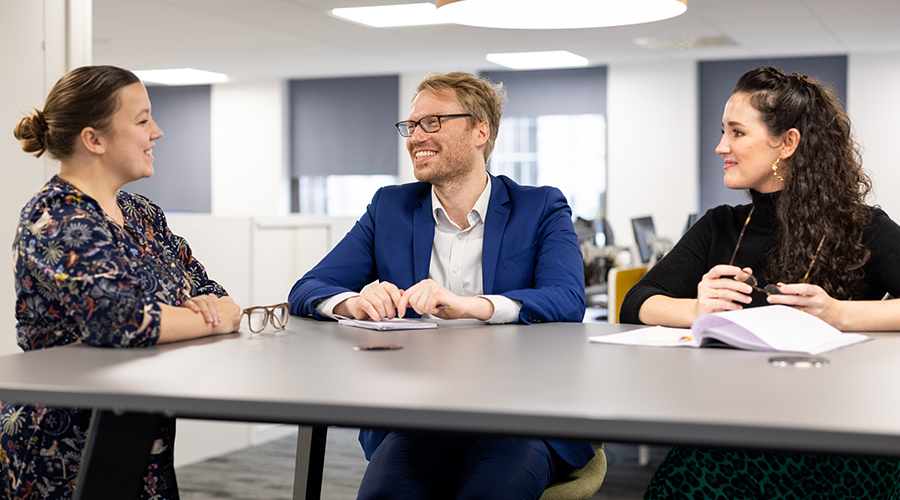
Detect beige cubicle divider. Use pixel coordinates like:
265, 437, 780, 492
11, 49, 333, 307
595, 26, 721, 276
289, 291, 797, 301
163, 214, 355, 467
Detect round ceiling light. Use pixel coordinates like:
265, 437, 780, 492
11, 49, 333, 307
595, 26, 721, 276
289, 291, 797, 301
435, 0, 687, 30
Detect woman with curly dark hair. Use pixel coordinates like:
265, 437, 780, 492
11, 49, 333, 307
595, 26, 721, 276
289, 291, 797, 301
622, 66, 900, 498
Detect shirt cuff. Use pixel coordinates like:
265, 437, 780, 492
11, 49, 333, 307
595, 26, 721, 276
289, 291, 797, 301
480, 295, 522, 324
315, 292, 359, 320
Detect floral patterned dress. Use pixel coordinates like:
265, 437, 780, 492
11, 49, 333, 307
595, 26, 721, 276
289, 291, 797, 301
2, 176, 228, 500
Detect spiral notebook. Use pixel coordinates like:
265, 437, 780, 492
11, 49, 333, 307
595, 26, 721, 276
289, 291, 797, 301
337, 317, 438, 331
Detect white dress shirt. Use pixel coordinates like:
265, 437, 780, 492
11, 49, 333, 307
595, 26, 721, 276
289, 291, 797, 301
317, 176, 521, 323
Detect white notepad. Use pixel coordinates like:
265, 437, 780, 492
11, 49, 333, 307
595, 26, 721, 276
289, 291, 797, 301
589, 305, 869, 355
337, 317, 438, 331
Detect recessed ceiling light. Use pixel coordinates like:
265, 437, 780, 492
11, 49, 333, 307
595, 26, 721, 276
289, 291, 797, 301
133, 68, 228, 85
633, 35, 734, 51
437, 0, 687, 30
486, 51, 589, 70
331, 3, 447, 28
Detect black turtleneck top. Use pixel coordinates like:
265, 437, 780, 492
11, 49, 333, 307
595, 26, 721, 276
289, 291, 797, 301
620, 190, 900, 325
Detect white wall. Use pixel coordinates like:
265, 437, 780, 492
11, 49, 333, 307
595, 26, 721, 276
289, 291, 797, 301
848, 52, 900, 220
0, 3, 44, 357
0, 0, 90, 357
210, 80, 290, 216
606, 61, 699, 260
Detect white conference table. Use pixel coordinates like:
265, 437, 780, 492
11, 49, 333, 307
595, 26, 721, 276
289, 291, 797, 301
1, 319, 899, 499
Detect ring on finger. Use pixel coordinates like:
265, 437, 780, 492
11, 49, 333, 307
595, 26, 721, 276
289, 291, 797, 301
714, 289, 718, 300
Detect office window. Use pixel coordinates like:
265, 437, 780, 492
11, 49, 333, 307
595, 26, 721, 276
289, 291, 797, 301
295, 174, 397, 216
290, 75, 399, 214
484, 67, 607, 221
492, 114, 606, 220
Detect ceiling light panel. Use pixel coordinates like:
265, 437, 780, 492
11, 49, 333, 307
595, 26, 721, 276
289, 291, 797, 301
331, 3, 447, 28
133, 68, 228, 85
486, 50, 589, 70
436, 0, 687, 30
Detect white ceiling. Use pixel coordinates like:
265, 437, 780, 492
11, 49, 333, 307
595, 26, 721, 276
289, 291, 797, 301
92, 0, 900, 82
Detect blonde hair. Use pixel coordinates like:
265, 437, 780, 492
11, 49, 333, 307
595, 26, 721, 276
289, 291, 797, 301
415, 72, 506, 163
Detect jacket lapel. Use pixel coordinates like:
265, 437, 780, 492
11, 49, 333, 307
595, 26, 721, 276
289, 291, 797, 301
412, 190, 435, 283
482, 175, 510, 294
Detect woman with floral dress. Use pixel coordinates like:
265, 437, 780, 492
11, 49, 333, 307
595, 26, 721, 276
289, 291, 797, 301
2, 65, 242, 500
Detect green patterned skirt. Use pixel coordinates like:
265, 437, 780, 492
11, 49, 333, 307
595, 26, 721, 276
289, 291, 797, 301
644, 446, 900, 500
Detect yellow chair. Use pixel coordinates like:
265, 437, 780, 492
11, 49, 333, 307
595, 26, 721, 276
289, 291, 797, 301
540, 443, 607, 500
606, 265, 648, 324
605, 265, 653, 467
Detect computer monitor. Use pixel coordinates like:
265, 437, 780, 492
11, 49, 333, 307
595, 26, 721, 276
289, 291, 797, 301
684, 213, 700, 234
631, 216, 656, 264
595, 218, 614, 247
573, 217, 596, 244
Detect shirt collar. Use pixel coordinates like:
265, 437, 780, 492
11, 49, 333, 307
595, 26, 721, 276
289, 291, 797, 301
431, 174, 492, 231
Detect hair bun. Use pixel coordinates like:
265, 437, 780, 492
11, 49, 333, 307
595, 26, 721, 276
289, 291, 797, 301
30, 109, 48, 134
14, 108, 49, 157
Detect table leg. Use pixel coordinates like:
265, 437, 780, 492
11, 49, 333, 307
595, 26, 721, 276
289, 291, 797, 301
292, 425, 327, 500
74, 409, 161, 500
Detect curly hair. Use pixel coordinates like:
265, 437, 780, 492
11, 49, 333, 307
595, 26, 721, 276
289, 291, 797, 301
13, 65, 140, 160
415, 72, 507, 163
733, 66, 873, 299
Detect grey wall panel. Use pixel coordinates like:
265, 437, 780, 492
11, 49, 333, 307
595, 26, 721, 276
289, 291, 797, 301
481, 66, 607, 117
290, 75, 399, 177
126, 85, 212, 213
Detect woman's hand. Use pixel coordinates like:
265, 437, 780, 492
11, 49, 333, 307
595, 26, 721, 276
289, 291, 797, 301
695, 264, 754, 319
182, 294, 222, 326
212, 296, 242, 334
158, 295, 241, 343
766, 283, 843, 328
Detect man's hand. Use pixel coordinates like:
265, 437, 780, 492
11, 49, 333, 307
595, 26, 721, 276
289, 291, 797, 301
334, 282, 404, 321
397, 279, 494, 321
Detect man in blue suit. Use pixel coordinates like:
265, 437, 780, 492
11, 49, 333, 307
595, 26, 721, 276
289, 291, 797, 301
289, 72, 592, 499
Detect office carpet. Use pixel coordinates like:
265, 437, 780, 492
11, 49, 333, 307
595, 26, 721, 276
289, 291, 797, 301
177, 427, 669, 500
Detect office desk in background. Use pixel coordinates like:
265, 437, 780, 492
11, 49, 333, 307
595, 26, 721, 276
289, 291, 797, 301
1, 320, 900, 499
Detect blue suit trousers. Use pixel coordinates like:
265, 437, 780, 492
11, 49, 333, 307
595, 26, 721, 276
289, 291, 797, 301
356, 430, 575, 500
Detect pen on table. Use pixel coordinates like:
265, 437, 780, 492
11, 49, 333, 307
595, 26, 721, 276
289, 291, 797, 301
354, 344, 403, 351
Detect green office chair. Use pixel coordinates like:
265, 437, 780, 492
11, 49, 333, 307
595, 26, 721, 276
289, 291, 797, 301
540, 442, 607, 500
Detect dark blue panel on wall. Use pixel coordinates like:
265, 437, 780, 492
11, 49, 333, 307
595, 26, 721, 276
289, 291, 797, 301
291, 75, 399, 177
126, 85, 211, 213
698, 56, 847, 213
481, 66, 607, 117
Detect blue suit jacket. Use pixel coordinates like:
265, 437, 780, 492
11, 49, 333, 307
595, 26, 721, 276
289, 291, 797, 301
288, 174, 592, 468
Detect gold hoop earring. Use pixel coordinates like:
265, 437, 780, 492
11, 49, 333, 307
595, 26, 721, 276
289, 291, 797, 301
772, 158, 785, 182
